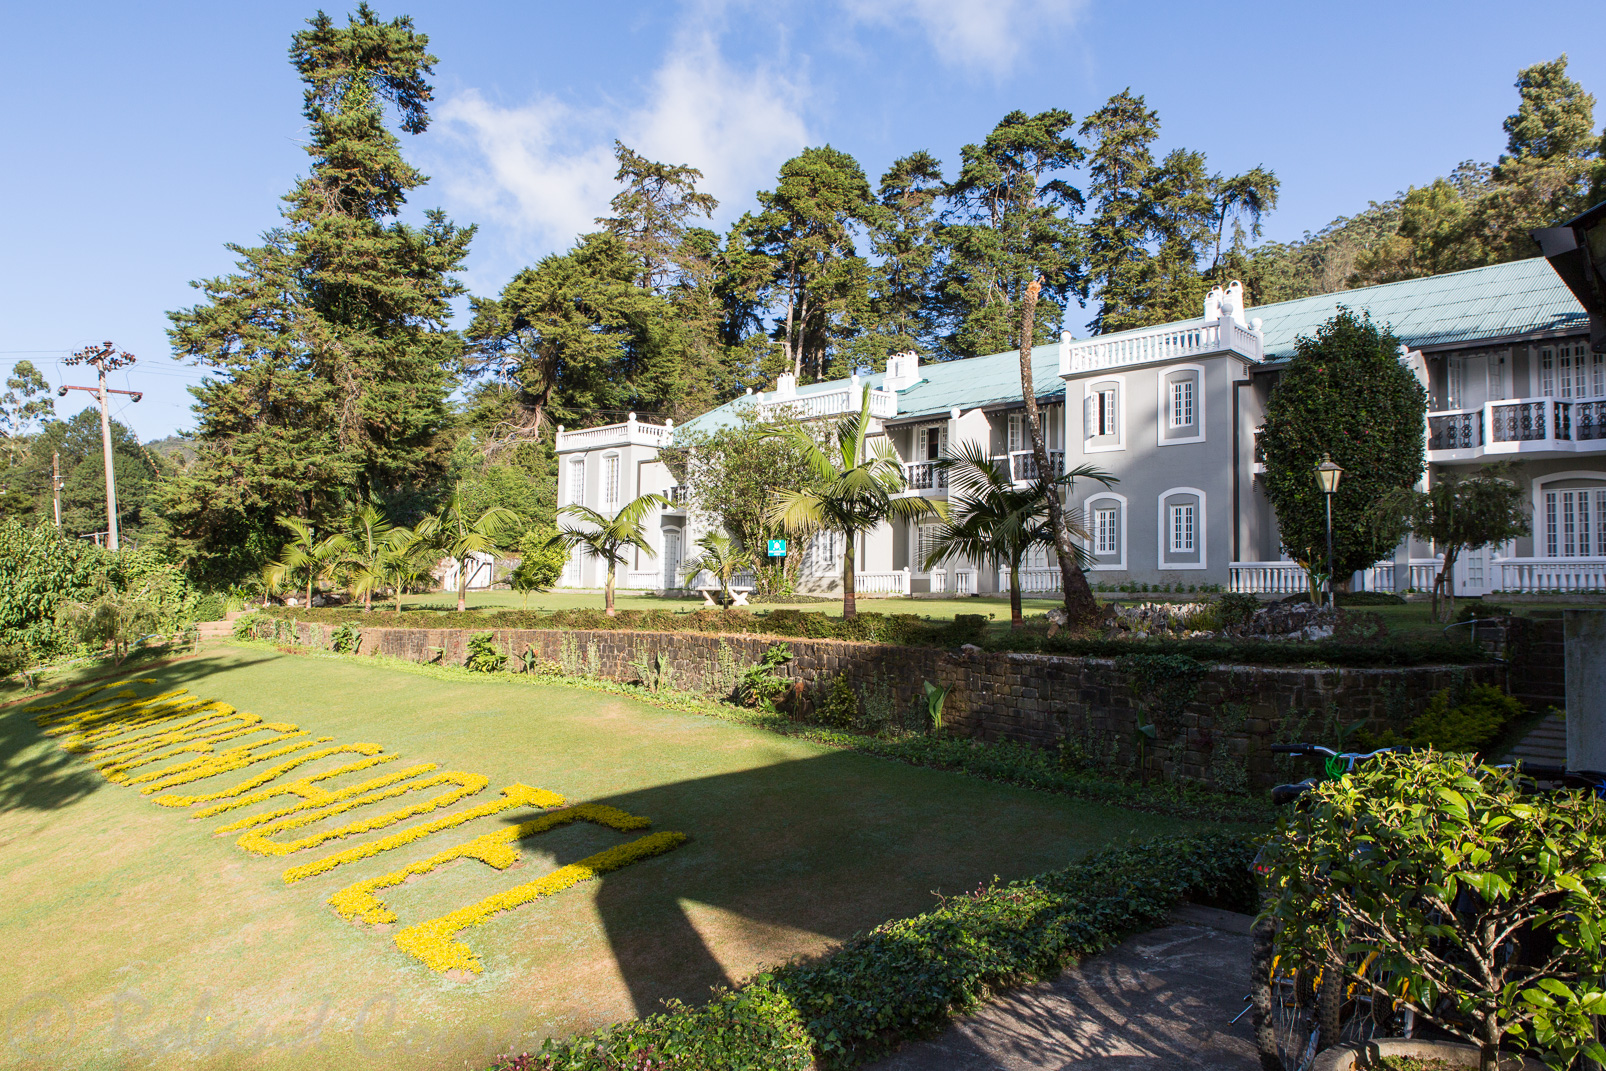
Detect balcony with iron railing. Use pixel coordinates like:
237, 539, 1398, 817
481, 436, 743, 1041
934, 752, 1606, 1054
902, 459, 947, 491
1426, 395, 1606, 460
1006, 449, 1064, 483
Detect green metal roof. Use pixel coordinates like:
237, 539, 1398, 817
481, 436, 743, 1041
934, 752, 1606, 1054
674, 257, 1586, 438
1251, 256, 1586, 360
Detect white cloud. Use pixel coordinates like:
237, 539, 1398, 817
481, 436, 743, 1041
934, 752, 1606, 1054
838, 0, 1088, 75
431, 25, 810, 268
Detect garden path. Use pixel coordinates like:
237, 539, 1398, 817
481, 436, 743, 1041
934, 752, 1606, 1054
869, 905, 1258, 1070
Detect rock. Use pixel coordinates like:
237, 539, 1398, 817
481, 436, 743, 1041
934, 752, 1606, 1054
1046, 607, 1069, 638
959, 644, 984, 658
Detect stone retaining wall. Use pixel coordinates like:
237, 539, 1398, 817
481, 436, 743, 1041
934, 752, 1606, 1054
268, 622, 1503, 790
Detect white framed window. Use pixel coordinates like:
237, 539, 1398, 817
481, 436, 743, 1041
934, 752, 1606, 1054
1446, 357, 1466, 409
1157, 487, 1207, 569
1007, 413, 1023, 454
1540, 347, 1555, 397
1169, 504, 1195, 552
915, 522, 944, 569
603, 454, 620, 510
919, 424, 947, 461
1083, 492, 1127, 570
568, 458, 586, 507
1157, 366, 1205, 445
1592, 347, 1606, 398
1538, 475, 1606, 557
1171, 380, 1195, 428
1082, 377, 1124, 452
1094, 508, 1117, 554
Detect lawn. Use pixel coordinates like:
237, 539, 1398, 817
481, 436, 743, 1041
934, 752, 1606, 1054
0, 649, 1215, 1071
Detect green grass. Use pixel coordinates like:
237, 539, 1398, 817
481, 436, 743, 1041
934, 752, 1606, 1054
0, 649, 1220, 1071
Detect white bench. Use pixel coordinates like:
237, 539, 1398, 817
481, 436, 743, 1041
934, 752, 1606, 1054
694, 585, 753, 607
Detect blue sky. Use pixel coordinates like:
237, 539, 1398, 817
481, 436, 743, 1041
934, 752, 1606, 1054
3, 0, 1603, 441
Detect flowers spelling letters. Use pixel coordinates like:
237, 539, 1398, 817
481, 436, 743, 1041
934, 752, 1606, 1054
34, 678, 688, 974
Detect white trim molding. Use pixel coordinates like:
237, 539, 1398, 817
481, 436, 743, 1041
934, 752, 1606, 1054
1083, 490, 1128, 571
1082, 374, 1126, 454
1156, 364, 1206, 447
1157, 486, 1208, 570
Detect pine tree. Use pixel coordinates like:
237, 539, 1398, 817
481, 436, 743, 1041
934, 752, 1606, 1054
934, 110, 1086, 357
166, 4, 473, 584
743, 147, 880, 382
854, 151, 945, 364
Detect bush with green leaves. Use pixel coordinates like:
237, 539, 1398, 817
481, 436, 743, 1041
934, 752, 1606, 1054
54, 589, 165, 666
1259, 753, 1606, 1071
734, 643, 794, 711
816, 675, 860, 731
0, 519, 100, 655
465, 632, 507, 673
1360, 682, 1525, 755
330, 622, 361, 654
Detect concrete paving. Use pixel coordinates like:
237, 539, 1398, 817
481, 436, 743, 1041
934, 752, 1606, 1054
868, 906, 1259, 1071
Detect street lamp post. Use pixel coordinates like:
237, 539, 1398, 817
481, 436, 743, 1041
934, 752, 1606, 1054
1315, 453, 1344, 608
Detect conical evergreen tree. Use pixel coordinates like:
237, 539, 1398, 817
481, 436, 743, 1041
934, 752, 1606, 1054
166, 5, 472, 586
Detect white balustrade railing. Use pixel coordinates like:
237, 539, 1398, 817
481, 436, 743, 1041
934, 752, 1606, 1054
556, 415, 674, 451
1229, 561, 1307, 594
1427, 396, 1606, 457
1497, 557, 1606, 593
953, 567, 977, 595
758, 386, 898, 421
855, 569, 910, 595
625, 570, 662, 590
1062, 317, 1263, 374
927, 565, 977, 594
998, 567, 1062, 594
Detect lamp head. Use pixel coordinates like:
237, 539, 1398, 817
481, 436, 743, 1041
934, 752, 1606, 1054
1315, 453, 1343, 495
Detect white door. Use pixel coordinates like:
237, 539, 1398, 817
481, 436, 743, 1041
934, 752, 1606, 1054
663, 529, 682, 589
564, 549, 582, 587
1455, 547, 1492, 597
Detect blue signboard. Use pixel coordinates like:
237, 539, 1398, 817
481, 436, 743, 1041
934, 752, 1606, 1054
767, 539, 787, 557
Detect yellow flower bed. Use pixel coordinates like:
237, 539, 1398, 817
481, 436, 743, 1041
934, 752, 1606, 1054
236, 770, 491, 856
330, 802, 654, 924
280, 783, 566, 884
34, 677, 689, 978
153, 743, 386, 807
199, 756, 416, 824
392, 830, 689, 973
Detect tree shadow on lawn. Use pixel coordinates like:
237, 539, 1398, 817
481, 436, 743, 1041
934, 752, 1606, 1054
488, 747, 1147, 1025
0, 652, 280, 814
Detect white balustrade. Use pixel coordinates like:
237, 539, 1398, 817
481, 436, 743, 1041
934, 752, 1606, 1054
1497, 557, 1606, 593
1228, 561, 1308, 594
757, 386, 898, 421
953, 568, 977, 595
855, 568, 911, 595
1427, 396, 1606, 459
1062, 317, 1262, 374
625, 570, 662, 590
556, 415, 674, 452
998, 567, 1062, 594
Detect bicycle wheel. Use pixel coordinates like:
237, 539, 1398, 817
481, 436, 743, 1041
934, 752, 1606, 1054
1252, 918, 1406, 1071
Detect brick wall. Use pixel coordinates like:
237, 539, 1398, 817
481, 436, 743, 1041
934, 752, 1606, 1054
271, 622, 1504, 790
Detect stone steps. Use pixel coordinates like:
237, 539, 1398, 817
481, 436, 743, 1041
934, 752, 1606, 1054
1507, 712, 1568, 766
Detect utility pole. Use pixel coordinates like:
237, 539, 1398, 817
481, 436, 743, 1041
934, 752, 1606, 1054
52, 451, 62, 528
59, 342, 140, 551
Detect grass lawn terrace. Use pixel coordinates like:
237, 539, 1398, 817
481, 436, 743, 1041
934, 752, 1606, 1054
0, 649, 1218, 1071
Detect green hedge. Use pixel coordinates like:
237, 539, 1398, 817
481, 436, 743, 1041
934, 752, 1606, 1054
260, 606, 1487, 667
500, 831, 1257, 1071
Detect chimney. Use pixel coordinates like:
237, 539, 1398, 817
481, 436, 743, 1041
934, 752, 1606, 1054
884, 350, 921, 392
775, 372, 797, 398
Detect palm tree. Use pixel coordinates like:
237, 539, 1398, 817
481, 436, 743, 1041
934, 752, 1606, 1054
263, 517, 349, 608
548, 492, 670, 615
927, 443, 1115, 628
376, 525, 437, 613
416, 486, 522, 613
681, 531, 745, 608
339, 502, 410, 611
767, 387, 938, 618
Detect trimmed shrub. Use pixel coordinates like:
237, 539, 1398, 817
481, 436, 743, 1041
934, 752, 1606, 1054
503, 832, 1256, 1071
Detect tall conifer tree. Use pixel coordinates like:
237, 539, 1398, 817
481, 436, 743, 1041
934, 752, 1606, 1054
166, 5, 472, 585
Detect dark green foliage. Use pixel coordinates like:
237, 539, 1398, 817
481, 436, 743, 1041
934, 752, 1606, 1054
3, 410, 163, 539
816, 675, 860, 731
465, 631, 507, 673
734, 643, 793, 710
0, 643, 31, 679
933, 109, 1084, 358
1367, 682, 1526, 754
193, 593, 226, 622
1258, 311, 1427, 580
330, 622, 361, 654
498, 833, 1256, 1071
166, 5, 471, 583
1214, 592, 1260, 627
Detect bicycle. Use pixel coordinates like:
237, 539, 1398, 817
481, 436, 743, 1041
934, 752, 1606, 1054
1251, 743, 1407, 1071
